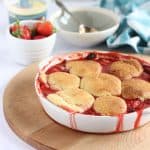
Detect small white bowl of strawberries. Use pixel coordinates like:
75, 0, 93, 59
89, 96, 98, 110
8, 19, 56, 65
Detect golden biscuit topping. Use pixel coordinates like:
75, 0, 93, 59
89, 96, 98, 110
66, 60, 101, 77
110, 59, 143, 80
122, 79, 150, 100
47, 72, 80, 90
93, 95, 127, 116
47, 88, 94, 113
81, 73, 121, 96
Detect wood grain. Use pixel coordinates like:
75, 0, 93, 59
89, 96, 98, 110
3, 56, 150, 150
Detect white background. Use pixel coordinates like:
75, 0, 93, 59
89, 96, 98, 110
0, 0, 129, 150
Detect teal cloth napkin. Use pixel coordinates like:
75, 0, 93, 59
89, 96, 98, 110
99, 0, 150, 54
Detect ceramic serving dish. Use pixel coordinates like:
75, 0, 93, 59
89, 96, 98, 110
35, 51, 150, 133
50, 7, 119, 47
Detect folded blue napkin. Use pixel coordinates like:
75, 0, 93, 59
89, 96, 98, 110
99, 0, 150, 54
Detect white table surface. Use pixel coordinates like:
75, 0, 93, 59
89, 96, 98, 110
0, 0, 132, 150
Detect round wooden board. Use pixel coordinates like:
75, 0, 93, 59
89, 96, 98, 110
3, 56, 150, 150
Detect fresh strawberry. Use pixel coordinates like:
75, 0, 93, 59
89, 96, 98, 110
35, 22, 42, 29
33, 35, 45, 40
20, 25, 31, 40
10, 19, 54, 40
10, 20, 31, 39
10, 24, 19, 34
10, 20, 21, 38
36, 21, 53, 36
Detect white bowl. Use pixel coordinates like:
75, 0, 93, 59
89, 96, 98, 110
51, 7, 119, 47
35, 51, 150, 133
8, 20, 56, 65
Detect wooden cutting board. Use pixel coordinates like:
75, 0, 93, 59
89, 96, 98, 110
3, 55, 150, 150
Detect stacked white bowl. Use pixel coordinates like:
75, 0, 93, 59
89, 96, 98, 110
8, 20, 56, 65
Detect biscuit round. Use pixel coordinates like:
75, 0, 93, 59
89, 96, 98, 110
93, 95, 127, 116
80, 73, 121, 96
47, 88, 94, 113
110, 59, 143, 80
66, 60, 101, 77
47, 72, 80, 90
122, 79, 150, 100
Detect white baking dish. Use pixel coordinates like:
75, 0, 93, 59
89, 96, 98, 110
35, 51, 150, 133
